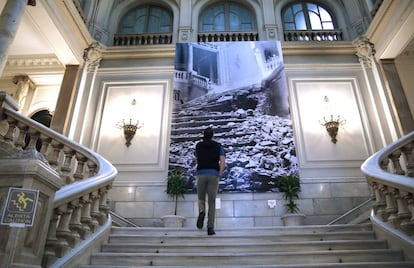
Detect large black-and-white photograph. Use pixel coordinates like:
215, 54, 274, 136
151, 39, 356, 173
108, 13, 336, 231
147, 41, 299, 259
169, 41, 298, 193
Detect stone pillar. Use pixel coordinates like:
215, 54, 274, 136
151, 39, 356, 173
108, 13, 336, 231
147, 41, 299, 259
12, 74, 36, 112
70, 42, 102, 145
0, 0, 36, 76
379, 59, 414, 135
0, 159, 61, 268
354, 37, 398, 146
50, 65, 80, 135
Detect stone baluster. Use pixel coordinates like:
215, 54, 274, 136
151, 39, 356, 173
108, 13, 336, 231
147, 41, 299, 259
384, 186, 398, 226
39, 134, 51, 156
42, 212, 60, 267
402, 143, 414, 177
25, 129, 39, 151
74, 153, 87, 180
397, 190, 413, 235
87, 160, 98, 176
69, 200, 83, 242
15, 122, 28, 149
390, 150, 404, 175
55, 205, 72, 256
61, 147, 75, 183
99, 186, 110, 223
89, 191, 100, 232
49, 141, 63, 169
3, 117, 17, 144
404, 195, 414, 235
373, 183, 387, 220
80, 195, 92, 238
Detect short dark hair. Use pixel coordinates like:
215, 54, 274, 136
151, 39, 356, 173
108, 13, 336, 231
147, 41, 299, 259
203, 127, 214, 140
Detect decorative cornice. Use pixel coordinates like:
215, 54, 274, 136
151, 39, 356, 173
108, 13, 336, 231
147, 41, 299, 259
281, 41, 356, 56
101, 42, 356, 60
6, 55, 64, 71
102, 44, 176, 60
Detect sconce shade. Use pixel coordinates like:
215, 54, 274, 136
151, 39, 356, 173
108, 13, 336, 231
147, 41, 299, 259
320, 115, 345, 144
123, 123, 138, 147
324, 121, 340, 144
117, 118, 143, 147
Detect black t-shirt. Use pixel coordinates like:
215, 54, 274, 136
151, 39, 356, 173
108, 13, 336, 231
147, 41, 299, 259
195, 140, 221, 171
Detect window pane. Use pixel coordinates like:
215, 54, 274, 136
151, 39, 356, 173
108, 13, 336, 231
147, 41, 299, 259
200, 2, 255, 31
322, 22, 334, 29
292, 4, 303, 14
118, 5, 171, 34
284, 7, 294, 22
309, 12, 322, 29
307, 3, 318, 13
319, 8, 332, 22
214, 13, 225, 30
295, 12, 306, 30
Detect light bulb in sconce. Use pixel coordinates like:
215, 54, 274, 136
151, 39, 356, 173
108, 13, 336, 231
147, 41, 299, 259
319, 96, 346, 144
116, 98, 143, 147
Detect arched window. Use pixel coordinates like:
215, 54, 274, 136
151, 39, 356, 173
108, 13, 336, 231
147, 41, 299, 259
118, 5, 172, 34
282, 2, 335, 30
199, 2, 255, 32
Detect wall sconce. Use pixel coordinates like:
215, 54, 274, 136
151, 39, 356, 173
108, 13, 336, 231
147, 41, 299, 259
116, 99, 143, 147
319, 96, 346, 144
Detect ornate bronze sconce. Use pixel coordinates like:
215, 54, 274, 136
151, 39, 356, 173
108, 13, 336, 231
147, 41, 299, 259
116, 99, 143, 147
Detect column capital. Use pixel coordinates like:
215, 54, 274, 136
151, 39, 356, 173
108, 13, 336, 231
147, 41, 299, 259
83, 42, 102, 72
12, 74, 35, 89
353, 36, 376, 68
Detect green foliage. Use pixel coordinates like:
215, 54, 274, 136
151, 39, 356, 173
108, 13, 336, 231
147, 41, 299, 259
279, 173, 301, 213
166, 169, 187, 215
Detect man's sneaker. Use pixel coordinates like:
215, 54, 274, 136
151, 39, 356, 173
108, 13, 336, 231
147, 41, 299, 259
207, 227, 215, 236
196, 212, 205, 229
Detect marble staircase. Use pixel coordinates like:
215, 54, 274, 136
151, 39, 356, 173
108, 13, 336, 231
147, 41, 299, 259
79, 223, 414, 267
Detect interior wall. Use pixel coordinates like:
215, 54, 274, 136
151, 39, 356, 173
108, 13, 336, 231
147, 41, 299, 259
396, 53, 414, 118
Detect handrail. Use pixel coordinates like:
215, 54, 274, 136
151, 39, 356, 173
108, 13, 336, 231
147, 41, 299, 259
361, 131, 414, 252
0, 93, 117, 267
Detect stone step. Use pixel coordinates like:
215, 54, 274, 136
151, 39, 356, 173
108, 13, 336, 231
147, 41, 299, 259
108, 231, 377, 244
87, 249, 404, 266
110, 224, 374, 235
101, 239, 388, 253
79, 263, 414, 268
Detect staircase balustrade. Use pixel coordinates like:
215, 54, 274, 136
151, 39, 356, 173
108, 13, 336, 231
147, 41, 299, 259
0, 92, 117, 267
361, 131, 414, 252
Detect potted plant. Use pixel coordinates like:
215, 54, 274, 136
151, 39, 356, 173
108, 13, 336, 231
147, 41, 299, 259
279, 173, 305, 226
160, 169, 187, 227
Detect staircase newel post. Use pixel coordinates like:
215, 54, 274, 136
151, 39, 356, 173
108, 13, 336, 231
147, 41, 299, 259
0, 158, 62, 267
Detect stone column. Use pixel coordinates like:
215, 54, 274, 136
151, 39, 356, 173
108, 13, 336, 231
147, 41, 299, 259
50, 65, 80, 135
12, 74, 36, 113
70, 42, 102, 145
0, 0, 36, 75
379, 59, 414, 135
354, 37, 398, 146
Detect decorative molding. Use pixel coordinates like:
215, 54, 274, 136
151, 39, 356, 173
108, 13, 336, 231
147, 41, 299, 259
5, 55, 64, 73
353, 37, 376, 68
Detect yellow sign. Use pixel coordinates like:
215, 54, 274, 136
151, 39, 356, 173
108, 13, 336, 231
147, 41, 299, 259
1, 187, 39, 227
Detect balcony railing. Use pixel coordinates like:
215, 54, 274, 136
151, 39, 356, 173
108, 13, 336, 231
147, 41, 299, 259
113, 33, 173, 46
197, 30, 259, 42
361, 131, 414, 255
283, 30, 343, 41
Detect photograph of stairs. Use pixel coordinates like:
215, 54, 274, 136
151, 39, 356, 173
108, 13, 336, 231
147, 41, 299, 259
79, 223, 414, 267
